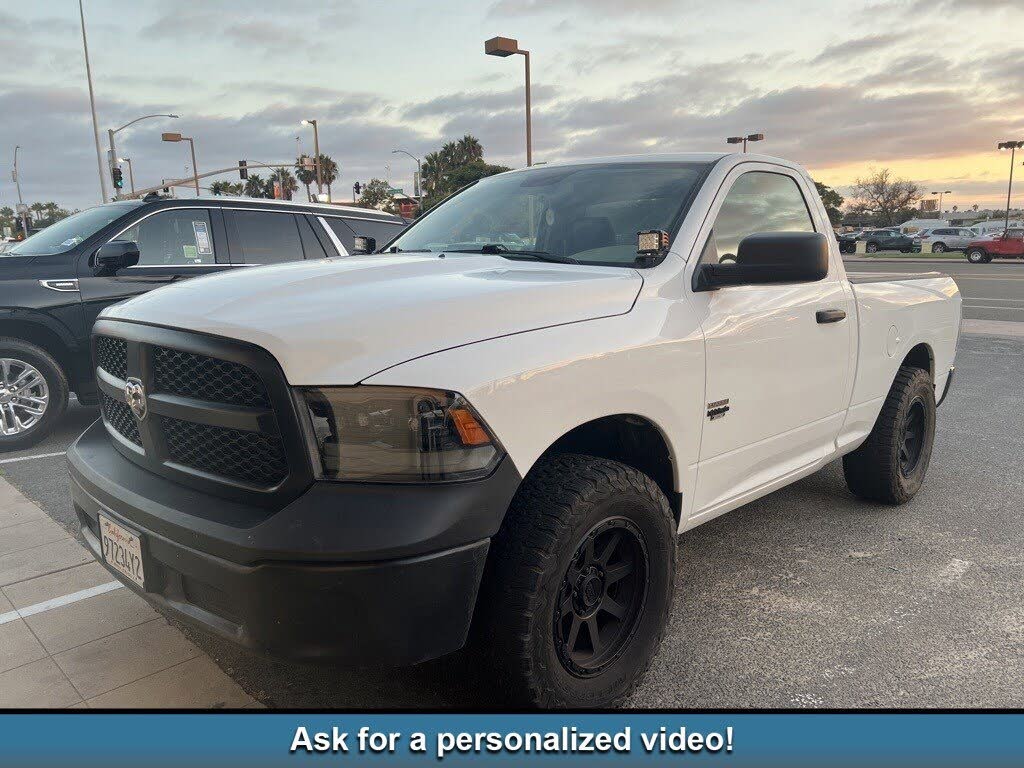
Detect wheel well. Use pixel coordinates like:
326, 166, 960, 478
901, 343, 933, 380
0, 321, 75, 387
541, 415, 682, 525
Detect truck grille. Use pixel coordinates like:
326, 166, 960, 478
92, 322, 310, 503
95, 336, 128, 380
153, 348, 271, 408
161, 416, 287, 486
101, 393, 141, 446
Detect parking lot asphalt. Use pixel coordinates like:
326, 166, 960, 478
2, 327, 1022, 708
844, 258, 1024, 323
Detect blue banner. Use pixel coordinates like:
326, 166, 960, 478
0, 713, 1021, 767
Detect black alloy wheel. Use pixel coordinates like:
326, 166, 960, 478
554, 518, 648, 677
899, 398, 926, 477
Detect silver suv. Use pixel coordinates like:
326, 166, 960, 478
913, 227, 974, 253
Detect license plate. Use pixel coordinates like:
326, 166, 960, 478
99, 514, 146, 588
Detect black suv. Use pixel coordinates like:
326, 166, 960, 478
857, 228, 913, 254
0, 197, 406, 449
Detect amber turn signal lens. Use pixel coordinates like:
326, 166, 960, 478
450, 408, 493, 446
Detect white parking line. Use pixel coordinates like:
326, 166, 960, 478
0, 581, 123, 626
0, 451, 67, 465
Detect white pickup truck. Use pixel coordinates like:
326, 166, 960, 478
69, 153, 961, 708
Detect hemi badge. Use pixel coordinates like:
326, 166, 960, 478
707, 398, 730, 420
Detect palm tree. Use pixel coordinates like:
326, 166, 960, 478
318, 154, 338, 199
244, 174, 268, 198
210, 180, 240, 196
295, 156, 316, 201
269, 168, 299, 200
456, 134, 483, 165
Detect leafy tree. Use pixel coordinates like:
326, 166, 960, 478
0, 206, 14, 233
422, 160, 509, 211
848, 169, 922, 226
359, 178, 398, 213
813, 181, 845, 226
244, 173, 270, 198
421, 134, 485, 199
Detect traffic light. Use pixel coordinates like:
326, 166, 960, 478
111, 166, 124, 190
353, 181, 361, 197
239, 160, 248, 180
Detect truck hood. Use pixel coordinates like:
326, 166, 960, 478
101, 253, 642, 384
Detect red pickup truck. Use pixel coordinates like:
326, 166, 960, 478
965, 228, 1024, 263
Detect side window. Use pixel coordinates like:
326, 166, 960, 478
701, 171, 814, 264
297, 216, 329, 259
322, 217, 356, 253
343, 218, 406, 249
113, 209, 217, 266
226, 211, 304, 265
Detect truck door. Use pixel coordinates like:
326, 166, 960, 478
688, 166, 854, 517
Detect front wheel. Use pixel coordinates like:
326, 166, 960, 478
843, 366, 936, 505
476, 454, 677, 707
932, 242, 947, 253
866, 242, 879, 253
966, 248, 987, 263
0, 338, 69, 451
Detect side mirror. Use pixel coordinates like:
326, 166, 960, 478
93, 241, 140, 274
693, 232, 829, 292
352, 236, 376, 255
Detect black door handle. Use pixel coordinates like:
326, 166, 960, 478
816, 309, 847, 324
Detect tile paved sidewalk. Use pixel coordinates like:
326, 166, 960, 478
0, 477, 256, 708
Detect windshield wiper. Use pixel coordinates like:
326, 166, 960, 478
388, 247, 431, 253
449, 243, 579, 264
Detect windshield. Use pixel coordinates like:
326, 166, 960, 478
389, 161, 712, 266
8, 202, 143, 257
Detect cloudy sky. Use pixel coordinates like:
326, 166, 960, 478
3, 0, 1023, 212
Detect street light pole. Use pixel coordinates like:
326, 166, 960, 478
391, 149, 422, 212
120, 157, 135, 194
162, 133, 200, 196
12, 145, 28, 237
78, 0, 107, 203
485, 37, 533, 166
726, 133, 765, 153
302, 119, 322, 197
998, 141, 1023, 235
107, 114, 178, 198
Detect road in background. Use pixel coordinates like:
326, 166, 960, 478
845, 259, 1024, 322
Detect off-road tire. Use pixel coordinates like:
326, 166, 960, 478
843, 366, 935, 505
966, 248, 986, 264
0, 338, 69, 451
474, 453, 677, 708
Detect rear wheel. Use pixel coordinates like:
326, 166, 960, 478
0, 338, 68, 451
966, 248, 987, 263
475, 454, 676, 707
843, 366, 935, 505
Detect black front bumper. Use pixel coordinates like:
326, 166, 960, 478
69, 419, 521, 665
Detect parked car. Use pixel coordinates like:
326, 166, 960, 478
836, 229, 863, 254
69, 153, 961, 708
912, 227, 976, 253
858, 228, 914, 253
964, 228, 1024, 263
0, 197, 406, 449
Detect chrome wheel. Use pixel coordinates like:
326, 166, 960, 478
0, 358, 49, 436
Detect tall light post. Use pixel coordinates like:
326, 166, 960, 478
726, 133, 765, 153
931, 190, 952, 219
118, 157, 135, 194
998, 140, 1024, 235
391, 149, 422, 211
107, 114, 178, 197
162, 133, 200, 196
78, 0, 106, 203
485, 36, 532, 166
301, 119, 322, 197
11, 145, 28, 237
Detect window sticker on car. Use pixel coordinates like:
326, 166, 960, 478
182, 244, 200, 262
192, 220, 213, 255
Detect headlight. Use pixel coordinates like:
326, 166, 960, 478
297, 386, 502, 483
